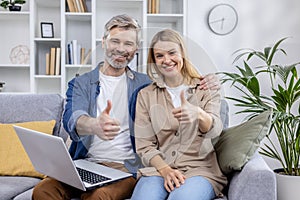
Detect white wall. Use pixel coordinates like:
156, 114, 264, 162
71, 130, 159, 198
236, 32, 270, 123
186, 0, 300, 169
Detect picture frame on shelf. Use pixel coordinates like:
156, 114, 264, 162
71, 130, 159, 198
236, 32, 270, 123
41, 22, 54, 38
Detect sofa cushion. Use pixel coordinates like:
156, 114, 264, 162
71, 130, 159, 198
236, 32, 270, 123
0, 94, 65, 138
0, 176, 41, 200
0, 120, 55, 178
213, 110, 272, 175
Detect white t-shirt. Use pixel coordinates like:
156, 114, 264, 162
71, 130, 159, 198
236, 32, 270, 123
87, 71, 135, 163
165, 84, 189, 108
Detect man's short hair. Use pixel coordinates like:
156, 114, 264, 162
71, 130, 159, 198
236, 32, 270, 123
103, 14, 141, 45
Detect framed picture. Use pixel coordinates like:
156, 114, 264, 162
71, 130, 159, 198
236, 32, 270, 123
41, 22, 54, 38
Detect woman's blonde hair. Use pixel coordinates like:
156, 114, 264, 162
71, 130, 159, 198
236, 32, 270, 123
147, 29, 201, 84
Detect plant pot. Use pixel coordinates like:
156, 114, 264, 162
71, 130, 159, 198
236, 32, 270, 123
9, 5, 21, 11
275, 168, 300, 200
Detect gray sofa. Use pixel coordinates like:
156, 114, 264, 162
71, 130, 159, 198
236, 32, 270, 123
0, 93, 276, 200
0, 94, 67, 200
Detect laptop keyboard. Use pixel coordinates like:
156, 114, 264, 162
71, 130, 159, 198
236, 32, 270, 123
76, 167, 111, 184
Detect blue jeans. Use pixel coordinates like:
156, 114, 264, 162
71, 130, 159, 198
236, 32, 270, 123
131, 176, 215, 200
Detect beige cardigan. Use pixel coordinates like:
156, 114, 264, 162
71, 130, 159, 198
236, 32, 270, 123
135, 78, 227, 195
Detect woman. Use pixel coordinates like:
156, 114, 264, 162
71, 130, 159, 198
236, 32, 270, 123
131, 29, 227, 200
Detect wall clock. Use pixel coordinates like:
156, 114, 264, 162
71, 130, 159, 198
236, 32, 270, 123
207, 3, 238, 35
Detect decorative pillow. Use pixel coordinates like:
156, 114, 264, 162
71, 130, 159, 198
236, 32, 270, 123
0, 120, 56, 178
213, 110, 272, 175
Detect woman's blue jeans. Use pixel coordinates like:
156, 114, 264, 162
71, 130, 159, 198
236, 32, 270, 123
131, 176, 215, 200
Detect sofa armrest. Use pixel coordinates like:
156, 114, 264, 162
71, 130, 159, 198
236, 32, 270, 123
227, 152, 276, 200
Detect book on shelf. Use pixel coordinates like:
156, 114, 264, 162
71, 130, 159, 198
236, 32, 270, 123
49, 47, 56, 75
67, 43, 74, 65
45, 53, 50, 75
152, 0, 156, 13
71, 40, 78, 65
78, 0, 87, 12
81, 0, 88, 12
67, 40, 91, 65
148, 0, 160, 14
156, 0, 160, 13
66, 0, 76, 12
77, 43, 81, 64
147, 0, 151, 13
45, 47, 61, 76
82, 49, 92, 65
75, 0, 82, 12
67, 0, 88, 12
80, 47, 85, 65
55, 47, 61, 75
72, 0, 79, 12
67, 41, 74, 65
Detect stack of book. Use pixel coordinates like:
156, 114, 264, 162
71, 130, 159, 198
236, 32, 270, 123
46, 47, 61, 76
67, 40, 91, 65
66, 0, 88, 12
148, 0, 160, 14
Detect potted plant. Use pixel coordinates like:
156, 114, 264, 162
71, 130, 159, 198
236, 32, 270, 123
0, 0, 26, 11
221, 38, 300, 200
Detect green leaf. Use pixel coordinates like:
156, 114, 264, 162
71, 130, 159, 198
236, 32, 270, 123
291, 66, 299, 79
268, 37, 289, 65
232, 48, 254, 64
260, 144, 281, 160
247, 76, 260, 96
0, 1, 9, 8
264, 47, 271, 59
14, 0, 26, 5
244, 62, 255, 77
236, 66, 247, 77
247, 51, 267, 63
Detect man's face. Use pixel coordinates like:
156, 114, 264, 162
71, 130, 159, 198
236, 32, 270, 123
103, 27, 138, 69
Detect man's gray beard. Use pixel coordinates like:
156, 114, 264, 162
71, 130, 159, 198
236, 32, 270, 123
106, 56, 129, 69
104, 49, 133, 69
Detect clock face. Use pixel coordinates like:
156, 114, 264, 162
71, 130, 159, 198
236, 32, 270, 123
207, 4, 238, 35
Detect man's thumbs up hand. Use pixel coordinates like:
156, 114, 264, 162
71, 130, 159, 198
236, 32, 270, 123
96, 100, 120, 140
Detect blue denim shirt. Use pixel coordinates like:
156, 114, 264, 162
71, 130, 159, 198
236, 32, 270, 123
63, 64, 151, 175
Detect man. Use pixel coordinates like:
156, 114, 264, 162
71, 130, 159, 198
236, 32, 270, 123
32, 14, 220, 200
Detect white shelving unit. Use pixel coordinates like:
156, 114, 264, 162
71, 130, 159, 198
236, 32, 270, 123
0, 0, 186, 96
0, 6, 30, 93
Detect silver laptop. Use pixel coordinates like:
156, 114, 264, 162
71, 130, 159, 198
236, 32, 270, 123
13, 125, 132, 191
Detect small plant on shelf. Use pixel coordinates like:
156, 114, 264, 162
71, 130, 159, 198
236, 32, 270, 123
0, 0, 26, 11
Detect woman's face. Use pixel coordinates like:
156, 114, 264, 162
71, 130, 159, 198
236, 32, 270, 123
153, 40, 184, 79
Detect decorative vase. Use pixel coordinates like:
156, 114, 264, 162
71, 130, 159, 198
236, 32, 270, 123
9, 5, 21, 11
275, 168, 300, 200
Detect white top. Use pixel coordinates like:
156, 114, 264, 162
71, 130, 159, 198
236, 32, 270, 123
87, 71, 135, 163
165, 84, 189, 108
